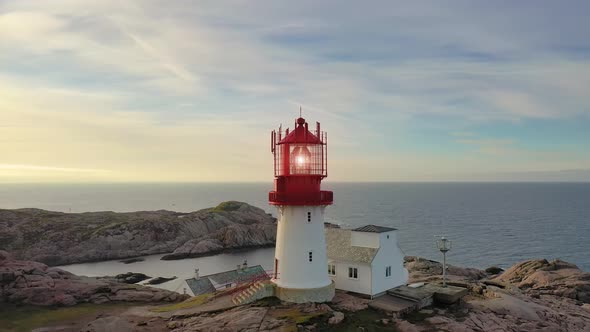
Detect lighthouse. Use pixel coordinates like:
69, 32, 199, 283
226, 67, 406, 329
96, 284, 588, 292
269, 116, 335, 303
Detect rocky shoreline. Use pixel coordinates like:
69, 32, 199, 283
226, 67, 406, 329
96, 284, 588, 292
0, 201, 277, 266
1, 249, 590, 331
0, 250, 188, 307
162, 256, 590, 331
161, 243, 276, 260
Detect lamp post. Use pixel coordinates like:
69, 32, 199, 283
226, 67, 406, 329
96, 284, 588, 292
436, 236, 452, 287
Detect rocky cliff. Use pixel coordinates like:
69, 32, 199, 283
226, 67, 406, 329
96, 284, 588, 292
0, 201, 276, 266
0, 250, 187, 306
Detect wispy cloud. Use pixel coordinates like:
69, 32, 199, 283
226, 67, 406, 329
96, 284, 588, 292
0, 1, 589, 182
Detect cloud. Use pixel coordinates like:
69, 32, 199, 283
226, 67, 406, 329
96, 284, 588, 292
0, 1, 589, 182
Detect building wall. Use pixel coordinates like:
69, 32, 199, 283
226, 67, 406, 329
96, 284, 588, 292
371, 231, 408, 295
273, 205, 332, 289
350, 231, 380, 248
328, 260, 372, 295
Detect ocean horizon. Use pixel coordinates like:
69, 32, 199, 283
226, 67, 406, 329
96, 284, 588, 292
1, 182, 589, 271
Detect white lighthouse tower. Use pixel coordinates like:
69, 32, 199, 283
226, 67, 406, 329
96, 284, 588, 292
269, 116, 335, 303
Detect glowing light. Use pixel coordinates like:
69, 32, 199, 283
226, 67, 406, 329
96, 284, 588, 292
296, 155, 305, 165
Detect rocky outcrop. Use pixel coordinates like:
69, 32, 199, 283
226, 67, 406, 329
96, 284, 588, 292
404, 256, 487, 284
0, 201, 276, 266
0, 254, 188, 306
162, 220, 277, 260
111, 272, 151, 284
146, 277, 177, 285
393, 257, 590, 332
493, 258, 590, 303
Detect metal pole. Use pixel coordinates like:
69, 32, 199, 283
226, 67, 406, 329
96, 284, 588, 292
442, 251, 447, 287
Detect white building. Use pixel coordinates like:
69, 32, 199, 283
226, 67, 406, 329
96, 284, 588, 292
326, 225, 408, 298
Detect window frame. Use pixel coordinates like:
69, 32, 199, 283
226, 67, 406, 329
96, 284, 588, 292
348, 267, 358, 279
385, 265, 392, 277
328, 264, 336, 276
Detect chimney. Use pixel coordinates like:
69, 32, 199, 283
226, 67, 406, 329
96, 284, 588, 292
194, 268, 199, 279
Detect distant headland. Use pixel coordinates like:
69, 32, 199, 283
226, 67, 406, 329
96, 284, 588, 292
0, 201, 277, 266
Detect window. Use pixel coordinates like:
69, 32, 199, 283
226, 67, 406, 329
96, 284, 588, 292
386, 266, 392, 277
308, 251, 313, 262
387, 235, 390, 239
328, 264, 336, 276
348, 267, 358, 279
307, 211, 312, 223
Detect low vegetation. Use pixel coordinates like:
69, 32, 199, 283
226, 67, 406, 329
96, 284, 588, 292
149, 294, 212, 313
0, 303, 132, 332
210, 201, 245, 213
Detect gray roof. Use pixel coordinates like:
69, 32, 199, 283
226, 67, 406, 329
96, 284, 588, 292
353, 225, 397, 233
207, 265, 268, 285
185, 277, 216, 296
185, 265, 268, 295
326, 228, 378, 264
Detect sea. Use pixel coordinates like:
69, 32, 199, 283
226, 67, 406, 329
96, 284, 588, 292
1, 182, 589, 283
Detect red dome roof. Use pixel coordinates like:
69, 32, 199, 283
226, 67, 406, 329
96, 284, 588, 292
278, 117, 323, 144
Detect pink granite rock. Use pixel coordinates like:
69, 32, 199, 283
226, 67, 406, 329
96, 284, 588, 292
494, 259, 590, 303
0, 257, 188, 306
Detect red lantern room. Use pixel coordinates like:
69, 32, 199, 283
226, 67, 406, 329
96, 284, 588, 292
269, 117, 333, 205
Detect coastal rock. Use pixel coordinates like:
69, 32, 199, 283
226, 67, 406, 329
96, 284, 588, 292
328, 311, 344, 324
0, 250, 11, 260
0, 256, 188, 306
404, 256, 487, 284
146, 276, 177, 285
86, 316, 134, 332
330, 290, 369, 312
111, 272, 151, 284
485, 266, 504, 275
0, 201, 276, 266
163, 215, 277, 260
494, 258, 590, 303
168, 306, 268, 332
162, 239, 224, 260
119, 258, 145, 264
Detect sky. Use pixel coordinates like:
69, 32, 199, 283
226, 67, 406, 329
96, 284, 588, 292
1, 0, 589, 183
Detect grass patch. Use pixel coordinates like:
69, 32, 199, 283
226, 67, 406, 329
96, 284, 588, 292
0, 303, 131, 332
210, 201, 244, 213
253, 296, 282, 307
270, 308, 324, 324
150, 294, 212, 313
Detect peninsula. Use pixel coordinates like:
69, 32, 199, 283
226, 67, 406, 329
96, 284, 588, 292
0, 201, 276, 266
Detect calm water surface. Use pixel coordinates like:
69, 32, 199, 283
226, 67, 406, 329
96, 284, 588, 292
1, 182, 589, 273
58, 249, 275, 293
